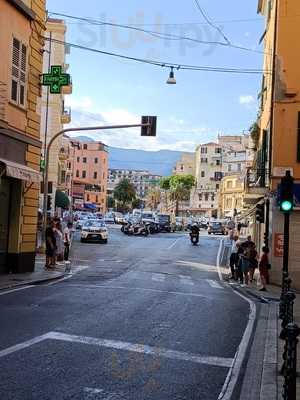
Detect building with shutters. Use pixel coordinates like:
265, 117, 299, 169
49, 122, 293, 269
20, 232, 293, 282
246, 0, 300, 288
0, 0, 46, 273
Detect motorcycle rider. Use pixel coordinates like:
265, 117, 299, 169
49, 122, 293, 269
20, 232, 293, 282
190, 222, 200, 245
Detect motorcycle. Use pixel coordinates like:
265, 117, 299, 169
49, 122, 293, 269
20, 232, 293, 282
132, 222, 149, 237
121, 222, 134, 235
190, 224, 200, 245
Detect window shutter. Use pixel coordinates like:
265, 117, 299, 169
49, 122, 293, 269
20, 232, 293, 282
20, 44, 27, 105
11, 38, 20, 102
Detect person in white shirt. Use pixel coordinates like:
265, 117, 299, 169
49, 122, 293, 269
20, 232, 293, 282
229, 236, 239, 280
63, 222, 73, 261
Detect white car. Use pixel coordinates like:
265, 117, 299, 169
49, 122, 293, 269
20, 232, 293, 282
81, 220, 108, 243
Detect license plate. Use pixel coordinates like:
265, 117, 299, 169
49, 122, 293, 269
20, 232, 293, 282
91, 234, 99, 238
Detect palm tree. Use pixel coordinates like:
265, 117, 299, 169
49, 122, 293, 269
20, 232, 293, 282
113, 179, 136, 212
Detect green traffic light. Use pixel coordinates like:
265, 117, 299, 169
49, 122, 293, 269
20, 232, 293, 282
281, 200, 293, 212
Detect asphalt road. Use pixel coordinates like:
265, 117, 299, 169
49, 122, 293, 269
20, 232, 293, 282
0, 227, 251, 400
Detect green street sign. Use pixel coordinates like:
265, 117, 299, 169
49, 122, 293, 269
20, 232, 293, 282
42, 65, 70, 94
40, 158, 45, 171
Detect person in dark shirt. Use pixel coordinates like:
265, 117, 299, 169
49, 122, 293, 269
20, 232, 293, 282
45, 220, 56, 269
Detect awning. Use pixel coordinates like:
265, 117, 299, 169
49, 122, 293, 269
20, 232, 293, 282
243, 193, 264, 205
84, 203, 97, 210
0, 158, 41, 183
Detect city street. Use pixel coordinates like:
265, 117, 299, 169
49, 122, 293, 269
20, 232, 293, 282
0, 228, 253, 400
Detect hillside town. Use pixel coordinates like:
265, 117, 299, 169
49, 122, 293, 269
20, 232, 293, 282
1, 0, 300, 399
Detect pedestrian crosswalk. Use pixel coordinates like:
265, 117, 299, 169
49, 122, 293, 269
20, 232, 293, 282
128, 271, 224, 289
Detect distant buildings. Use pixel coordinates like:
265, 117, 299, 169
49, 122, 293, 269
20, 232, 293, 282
108, 169, 161, 199
173, 153, 195, 176
72, 142, 108, 213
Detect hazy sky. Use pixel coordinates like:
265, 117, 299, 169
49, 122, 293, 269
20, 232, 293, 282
47, 0, 264, 151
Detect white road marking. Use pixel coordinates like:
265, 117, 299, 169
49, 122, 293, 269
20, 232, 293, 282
218, 291, 256, 400
151, 274, 165, 282
167, 237, 181, 250
0, 285, 35, 296
216, 239, 224, 281
48, 331, 234, 368
65, 283, 207, 298
84, 387, 104, 394
0, 333, 51, 358
207, 280, 223, 289
179, 276, 194, 286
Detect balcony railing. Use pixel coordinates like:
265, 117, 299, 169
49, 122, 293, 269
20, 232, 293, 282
245, 167, 269, 194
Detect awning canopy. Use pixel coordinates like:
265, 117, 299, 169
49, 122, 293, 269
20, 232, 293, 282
84, 203, 97, 210
0, 158, 41, 183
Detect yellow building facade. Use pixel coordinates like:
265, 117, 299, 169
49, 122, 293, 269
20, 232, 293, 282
0, 0, 46, 273
255, 0, 300, 287
219, 175, 245, 219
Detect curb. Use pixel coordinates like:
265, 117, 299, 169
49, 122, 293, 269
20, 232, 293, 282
0, 272, 66, 292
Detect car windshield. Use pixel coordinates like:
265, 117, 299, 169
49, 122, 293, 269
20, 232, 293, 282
158, 215, 170, 221
84, 220, 105, 227
142, 214, 154, 219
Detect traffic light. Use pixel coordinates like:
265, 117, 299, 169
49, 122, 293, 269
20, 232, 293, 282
279, 171, 294, 213
47, 195, 52, 211
256, 203, 265, 223
141, 116, 157, 137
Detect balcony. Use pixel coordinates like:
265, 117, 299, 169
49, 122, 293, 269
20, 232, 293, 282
61, 107, 71, 124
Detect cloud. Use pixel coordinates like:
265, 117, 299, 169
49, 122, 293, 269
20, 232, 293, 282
239, 95, 255, 105
65, 96, 215, 152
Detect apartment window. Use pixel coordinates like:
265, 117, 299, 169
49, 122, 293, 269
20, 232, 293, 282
83, 144, 88, 150
226, 198, 232, 208
61, 171, 66, 183
198, 193, 202, 201
237, 163, 241, 172
83, 157, 87, 163
205, 193, 209, 201
86, 194, 90, 201
76, 170, 79, 178
216, 159, 221, 166
211, 195, 215, 202
215, 148, 222, 154
93, 172, 97, 179
216, 184, 220, 190
95, 158, 98, 164
201, 158, 208, 163
227, 181, 233, 189
201, 171, 205, 178
11, 38, 27, 107
96, 195, 99, 203
82, 171, 86, 178
77, 157, 80, 162
228, 165, 232, 172
201, 147, 207, 154
68, 162, 71, 169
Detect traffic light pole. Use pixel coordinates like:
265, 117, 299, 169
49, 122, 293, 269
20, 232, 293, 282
42, 122, 151, 247
283, 212, 290, 276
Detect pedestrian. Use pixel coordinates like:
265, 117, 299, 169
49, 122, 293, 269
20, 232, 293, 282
229, 235, 239, 280
247, 242, 258, 283
237, 241, 244, 284
54, 221, 64, 263
259, 247, 270, 291
45, 220, 56, 270
63, 222, 73, 262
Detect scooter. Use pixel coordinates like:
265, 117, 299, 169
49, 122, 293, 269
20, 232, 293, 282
190, 224, 200, 245
132, 222, 149, 237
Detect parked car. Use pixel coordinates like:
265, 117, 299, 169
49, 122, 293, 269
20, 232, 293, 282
104, 213, 115, 224
114, 212, 127, 225
208, 221, 226, 235
174, 217, 184, 231
156, 214, 171, 232
81, 219, 108, 243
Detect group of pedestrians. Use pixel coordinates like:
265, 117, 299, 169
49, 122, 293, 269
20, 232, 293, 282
45, 218, 72, 270
229, 235, 270, 291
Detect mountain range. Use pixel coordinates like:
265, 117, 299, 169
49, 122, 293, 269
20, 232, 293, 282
74, 136, 188, 176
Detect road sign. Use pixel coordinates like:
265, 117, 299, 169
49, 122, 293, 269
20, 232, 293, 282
274, 233, 284, 257
42, 65, 70, 94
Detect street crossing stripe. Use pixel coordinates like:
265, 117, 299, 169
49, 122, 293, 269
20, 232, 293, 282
207, 280, 223, 289
151, 274, 165, 282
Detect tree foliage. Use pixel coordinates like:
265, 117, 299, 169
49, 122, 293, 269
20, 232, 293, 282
55, 190, 70, 209
160, 174, 195, 215
113, 179, 136, 208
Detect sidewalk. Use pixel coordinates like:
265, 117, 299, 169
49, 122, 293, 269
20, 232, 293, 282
0, 255, 67, 291
223, 265, 300, 399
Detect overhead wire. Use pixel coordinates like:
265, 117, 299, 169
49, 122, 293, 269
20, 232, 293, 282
48, 11, 268, 56
44, 37, 269, 75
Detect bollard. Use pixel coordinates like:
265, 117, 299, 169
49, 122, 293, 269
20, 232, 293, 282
281, 291, 296, 332
282, 323, 300, 400
65, 261, 71, 273
280, 276, 292, 320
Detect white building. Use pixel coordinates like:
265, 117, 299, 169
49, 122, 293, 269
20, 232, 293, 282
108, 169, 161, 199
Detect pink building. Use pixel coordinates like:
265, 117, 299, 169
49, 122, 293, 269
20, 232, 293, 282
73, 142, 108, 213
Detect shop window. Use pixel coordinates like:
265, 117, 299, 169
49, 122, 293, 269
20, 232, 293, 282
11, 38, 27, 107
